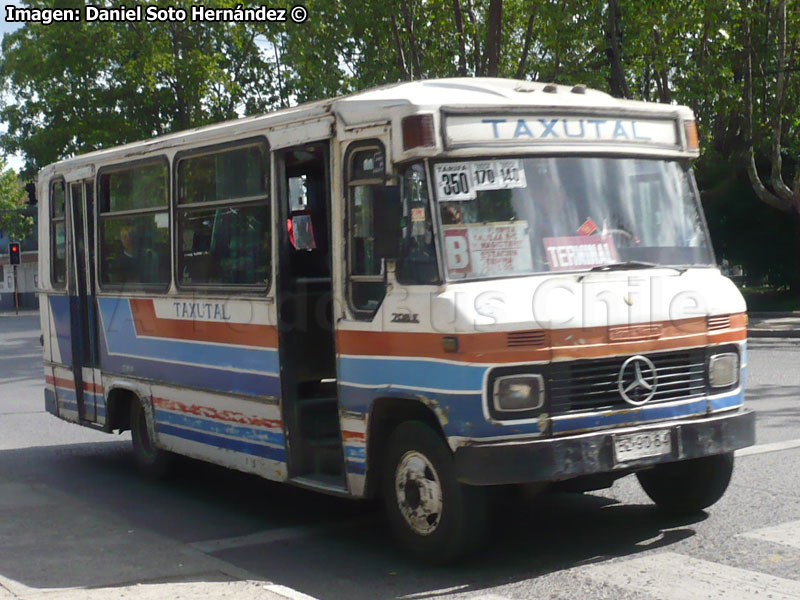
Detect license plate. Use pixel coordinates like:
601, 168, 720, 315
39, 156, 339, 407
613, 429, 672, 463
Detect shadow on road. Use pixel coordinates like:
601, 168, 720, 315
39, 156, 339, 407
0, 440, 702, 598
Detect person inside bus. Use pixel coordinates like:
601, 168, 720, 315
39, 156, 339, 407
112, 225, 140, 284
111, 225, 161, 285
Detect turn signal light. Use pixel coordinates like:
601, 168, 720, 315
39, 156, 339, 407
402, 114, 436, 150
684, 121, 699, 150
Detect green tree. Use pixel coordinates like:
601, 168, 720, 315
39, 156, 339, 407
0, 162, 32, 242
0, 0, 278, 178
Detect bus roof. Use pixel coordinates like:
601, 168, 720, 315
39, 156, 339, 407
40, 78, 694, 174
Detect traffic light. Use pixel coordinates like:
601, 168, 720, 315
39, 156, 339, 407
9, 242, 20, 265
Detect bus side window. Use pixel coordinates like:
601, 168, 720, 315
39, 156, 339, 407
396, 162, 439, 285
98, 160, 170, 289
176, 141, 270, 288
50, 179, 67, 288
346, 144, 400, 316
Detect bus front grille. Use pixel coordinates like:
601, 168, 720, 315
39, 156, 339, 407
549, 349, 707, 414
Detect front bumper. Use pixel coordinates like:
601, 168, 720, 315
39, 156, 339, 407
454, 409, 755, 486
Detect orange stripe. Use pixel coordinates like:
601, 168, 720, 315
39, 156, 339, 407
153, 397, 282, 429
45, 375, 76, 390
342, 431, 366, 442
82, 381, 104, 394
337, 313, 747, 363
708, 313, 748, 343
46, 375, 103, 394
130, 299, 278, 348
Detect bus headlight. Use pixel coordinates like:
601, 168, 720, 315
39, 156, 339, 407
709, 353, 739, 388
493, 374, 545, 412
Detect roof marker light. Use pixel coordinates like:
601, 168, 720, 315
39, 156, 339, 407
571, 84, 587, 94
542, 84, 558, 93
684, 121, 699, 151
402, 114, 436, 151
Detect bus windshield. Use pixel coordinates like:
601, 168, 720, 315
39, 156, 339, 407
434, 157, 713, 280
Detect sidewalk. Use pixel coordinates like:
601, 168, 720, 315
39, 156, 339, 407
0, 310, 38, 318
748, 312, 800, 338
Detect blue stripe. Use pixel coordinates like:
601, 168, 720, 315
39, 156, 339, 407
98, 298, 278, 373
346, 460, 366, 475
338, 356, 487, 392
345, 446, 366, 460
156, 423, 287, 462
44, 388, 57, 415
709, 389, 744, 412
96, 317, 280, 397
552, 398, 709, 434
155, 409, 284, 447
48, 295, 72, 364
56, 398, 107, 419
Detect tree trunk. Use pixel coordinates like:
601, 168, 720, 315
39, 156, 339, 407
399, 2, 422, 79
390, 13, 410, 79
484, 0, 503, 77
453, 0, 468, 76
515, 12, 535, 79
604, 0, 630, 98
465, 0, 483, 76
652, 28, 671, 103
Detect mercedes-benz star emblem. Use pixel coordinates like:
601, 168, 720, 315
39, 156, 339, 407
617, 355, 658, 406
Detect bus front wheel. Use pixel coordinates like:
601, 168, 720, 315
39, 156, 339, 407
382, 421, 488, 563
636, 452, 734, 516
130, 401, 174, 478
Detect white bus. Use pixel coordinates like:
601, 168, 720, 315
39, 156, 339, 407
38, 78, 754, 561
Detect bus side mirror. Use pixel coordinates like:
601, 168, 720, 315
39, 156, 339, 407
374, 185, 402, 260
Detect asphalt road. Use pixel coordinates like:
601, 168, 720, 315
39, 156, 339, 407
1, 313, 799, 599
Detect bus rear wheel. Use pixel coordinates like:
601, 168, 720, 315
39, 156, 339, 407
130, 400, 174, 479
382, 421, 488, 563
636, 452, 734, 516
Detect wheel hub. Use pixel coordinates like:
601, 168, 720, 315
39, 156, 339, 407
395, 451, 443, 536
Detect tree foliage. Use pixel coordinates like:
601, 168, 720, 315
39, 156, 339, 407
0, 161, 32, 242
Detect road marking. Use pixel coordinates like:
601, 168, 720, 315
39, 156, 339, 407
401, 586, 471, 598
0, 352, 42, 360
582, 551, 800, 599
736, 438, 800, 457
741, 520, 800, 550
263, 584, 321, 600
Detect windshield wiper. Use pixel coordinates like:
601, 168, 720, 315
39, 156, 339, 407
588, 261, 657, 272
583, 261, 689, 276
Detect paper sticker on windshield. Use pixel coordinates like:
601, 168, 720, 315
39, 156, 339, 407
495, 160, 527, 188
435, 163, 476, 201
443, 222, 533, 276
469, 159, 528, 192
470, 161, 503, 191
543, 235, 618, 271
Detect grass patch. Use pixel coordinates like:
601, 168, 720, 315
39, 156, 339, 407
740, 287, 800, 312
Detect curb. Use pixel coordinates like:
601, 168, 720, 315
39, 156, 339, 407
748, 329, 800, 339
748, 312, 800, 318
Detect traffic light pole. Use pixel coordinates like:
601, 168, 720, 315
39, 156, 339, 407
12, 264, 18, 315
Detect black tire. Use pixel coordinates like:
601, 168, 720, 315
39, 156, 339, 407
382, 421, 488, 563
636, 452, 734, 516
130, 400, 174, 479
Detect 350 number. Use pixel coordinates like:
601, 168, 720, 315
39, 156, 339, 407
441, 172, 470, 196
